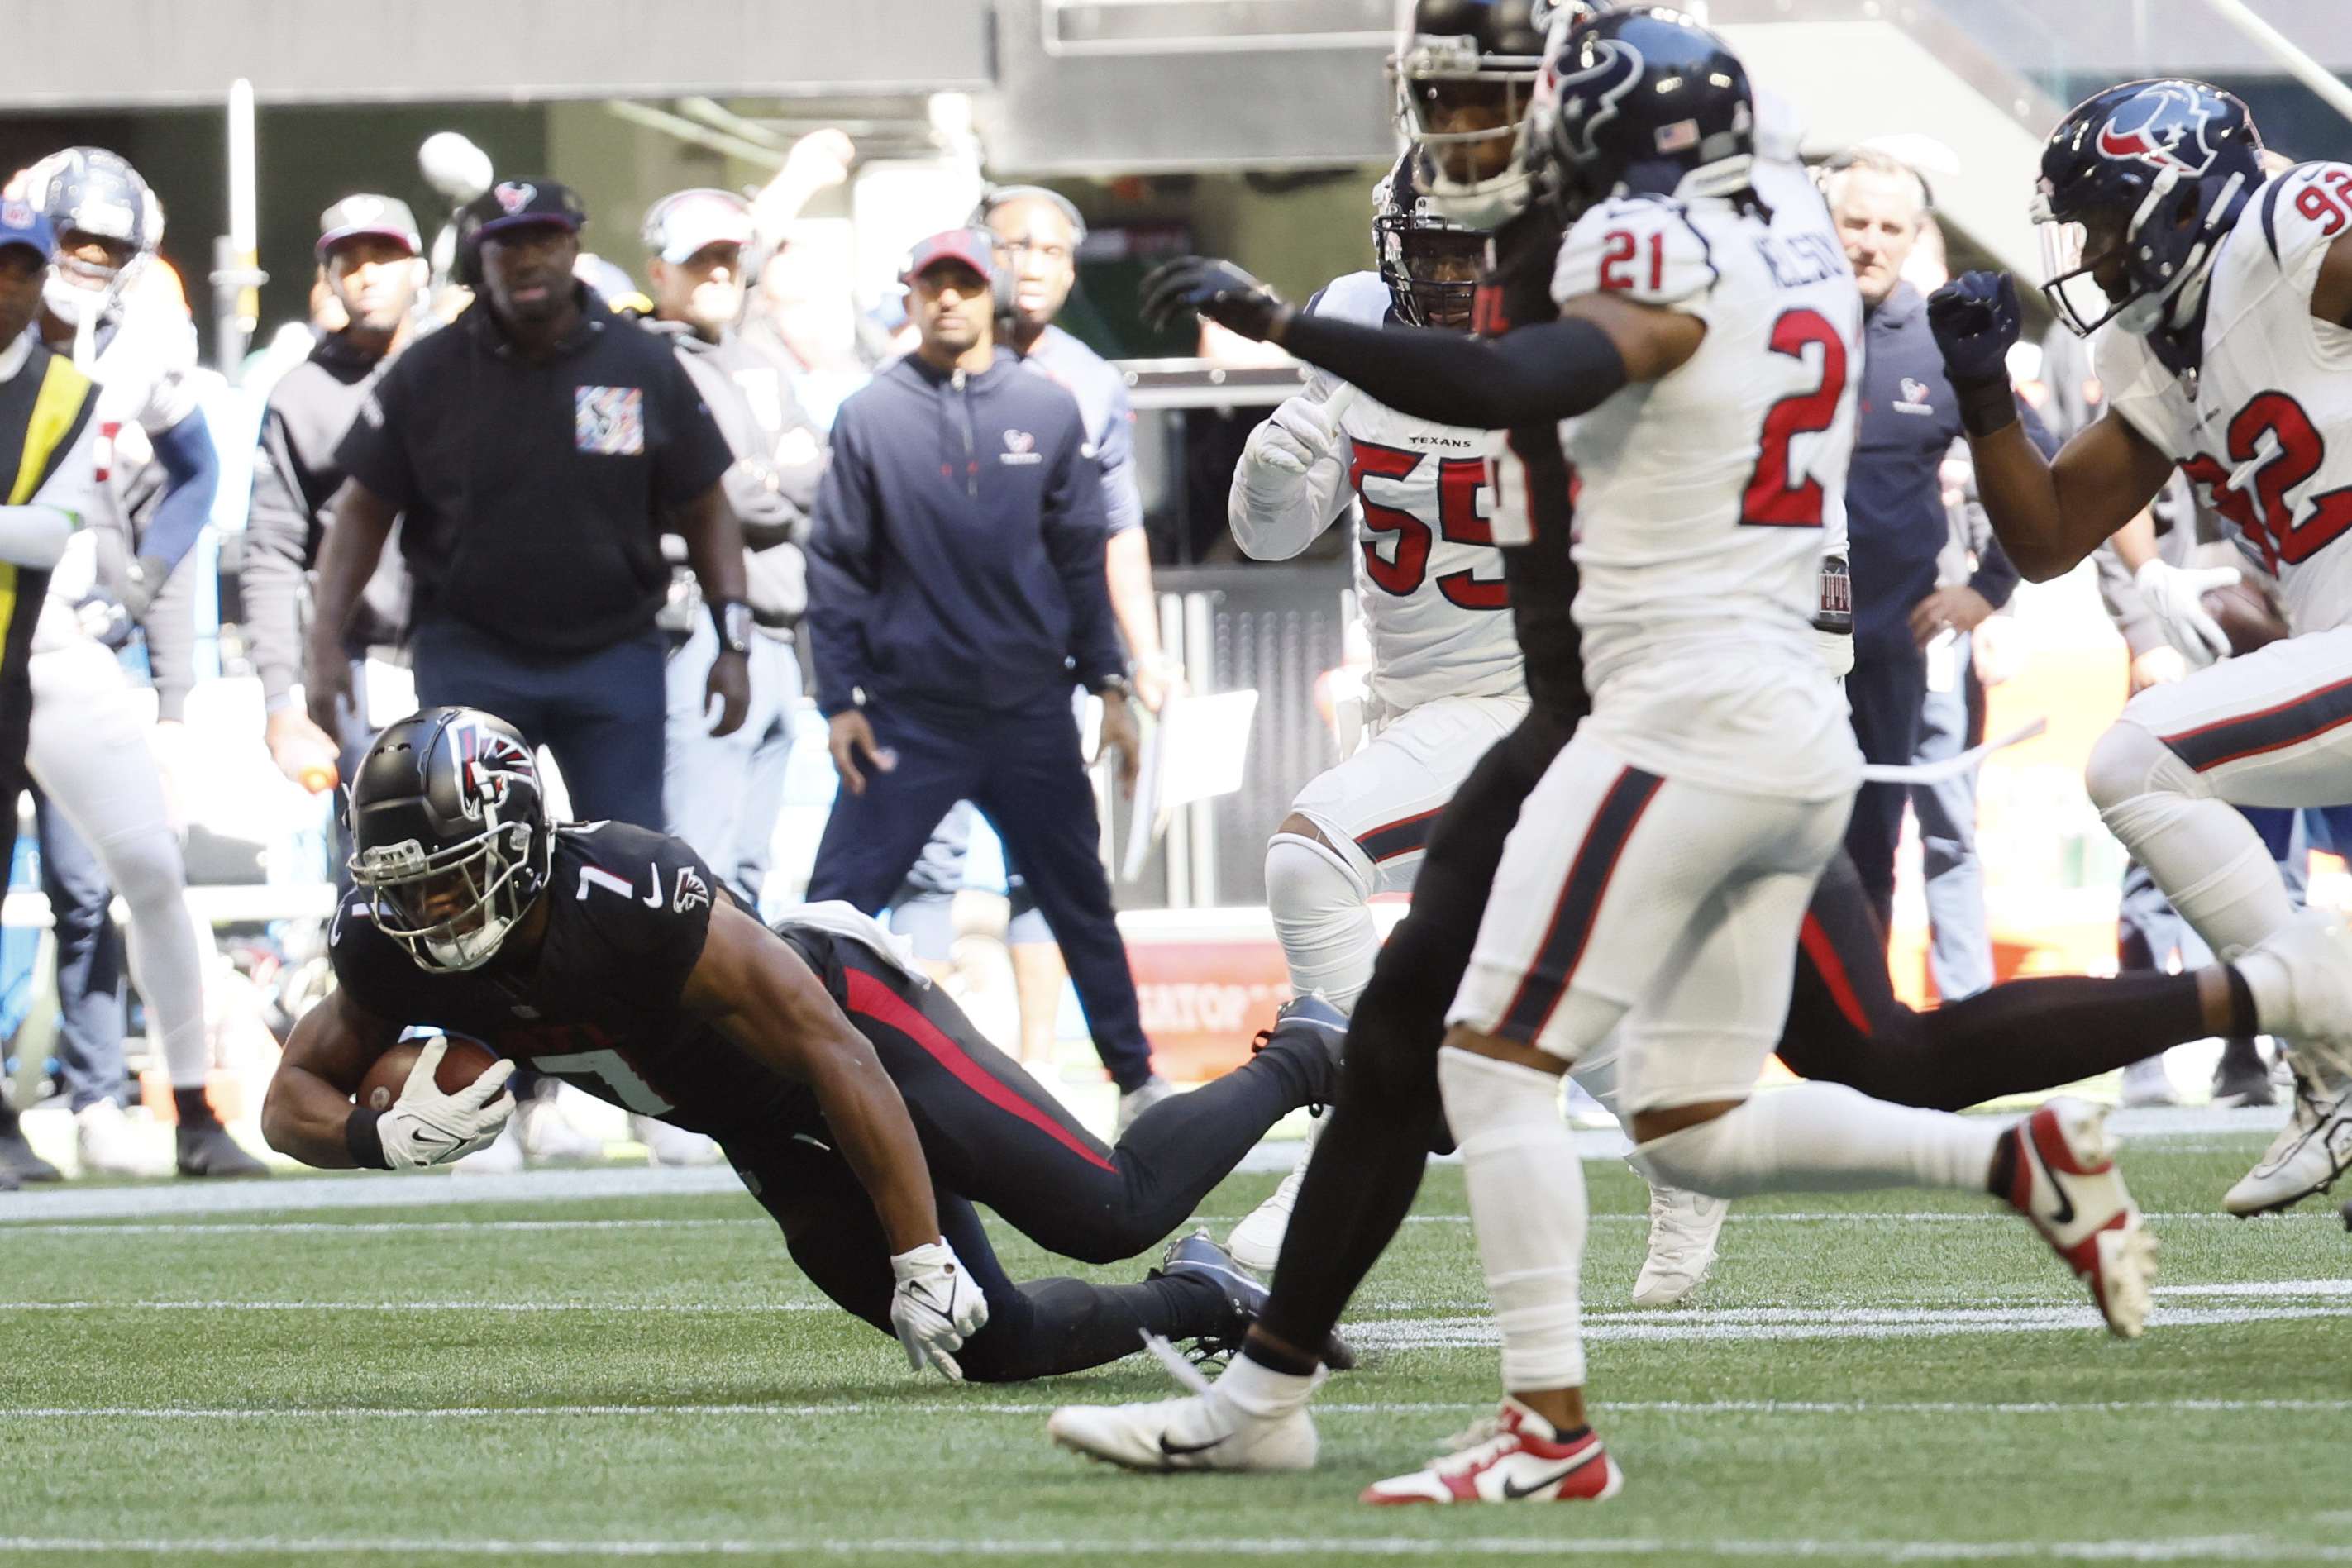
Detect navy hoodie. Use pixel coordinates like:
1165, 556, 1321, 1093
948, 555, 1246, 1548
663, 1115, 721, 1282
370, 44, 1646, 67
806, 351, 1122, 717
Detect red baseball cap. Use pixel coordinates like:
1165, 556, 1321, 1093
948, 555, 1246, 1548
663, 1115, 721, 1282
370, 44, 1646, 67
899, 226, 996, 286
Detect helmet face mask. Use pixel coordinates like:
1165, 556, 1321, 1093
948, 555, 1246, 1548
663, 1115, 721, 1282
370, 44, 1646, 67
346, 708, 552, 975
1390, 1, 1558, 229
1374, 153, 1491, 330
27, 148, 159, 331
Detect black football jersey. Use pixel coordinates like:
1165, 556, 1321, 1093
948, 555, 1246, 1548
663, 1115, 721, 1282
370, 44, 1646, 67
329, 821, 818, 1144
1473, 205, 1588, 725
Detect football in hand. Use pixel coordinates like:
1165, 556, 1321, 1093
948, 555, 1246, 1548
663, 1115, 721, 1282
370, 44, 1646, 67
356, 1037, 503, 1112
2202, 580, 2291, 656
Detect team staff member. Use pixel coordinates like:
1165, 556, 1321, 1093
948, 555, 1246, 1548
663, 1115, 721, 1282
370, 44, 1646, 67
305, 180, 748, 833
804, 228, 1159, 1112
245, 195, 425, 796
640, 188, 827, 904
0, 197, 104, 1189
1825, 147, 2030, 932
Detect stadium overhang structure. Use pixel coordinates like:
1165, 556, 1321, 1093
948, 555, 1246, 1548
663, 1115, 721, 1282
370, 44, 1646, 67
0, 0, 992, 108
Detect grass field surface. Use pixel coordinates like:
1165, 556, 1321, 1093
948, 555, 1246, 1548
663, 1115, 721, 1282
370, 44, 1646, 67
2, 1121, 2347, 1566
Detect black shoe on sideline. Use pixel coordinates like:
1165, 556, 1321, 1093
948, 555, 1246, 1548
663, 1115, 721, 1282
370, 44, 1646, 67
2211, 1037, 2278, 1110
176, 1122, 270, 1179
0, 1132, 62, 1184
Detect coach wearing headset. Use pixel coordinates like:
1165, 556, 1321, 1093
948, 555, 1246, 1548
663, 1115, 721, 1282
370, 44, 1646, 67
804, 226, 1159, 1101
303, 179, 747, 832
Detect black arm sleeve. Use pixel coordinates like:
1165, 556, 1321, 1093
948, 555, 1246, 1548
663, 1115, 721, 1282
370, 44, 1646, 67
1277, 311, 1629, 431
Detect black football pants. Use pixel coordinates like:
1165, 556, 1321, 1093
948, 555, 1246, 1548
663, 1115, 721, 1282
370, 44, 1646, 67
729, 936, 1336, 1383
1254, 705, 2214, 1362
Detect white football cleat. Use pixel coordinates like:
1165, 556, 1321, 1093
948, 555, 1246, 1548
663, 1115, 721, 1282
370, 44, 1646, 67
2222, 1059, 2352, 1216
451, 1120, 525, 1175
517, 1096, 605, 1164
1047, 1342, 1323, 1473
1228, 1114, 1323, 1274
1630, 1180, 1728, 1307
1994, 1096, 2156, 1338
631, 1114, 721, 1167
74, 1099, 164, 1178
1362, 1399, 1623, 1505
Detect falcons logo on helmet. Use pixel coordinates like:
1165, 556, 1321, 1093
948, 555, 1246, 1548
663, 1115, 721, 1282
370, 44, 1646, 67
448, 717, 534, 822
2096, 84, 2222, 179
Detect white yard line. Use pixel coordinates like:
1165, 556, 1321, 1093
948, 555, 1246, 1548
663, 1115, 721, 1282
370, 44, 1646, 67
0, 1533, 2345, 1560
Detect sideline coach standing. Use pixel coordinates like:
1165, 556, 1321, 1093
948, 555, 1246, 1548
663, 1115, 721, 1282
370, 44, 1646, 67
304, 180, 747, 829
804, 227, 1157, 1102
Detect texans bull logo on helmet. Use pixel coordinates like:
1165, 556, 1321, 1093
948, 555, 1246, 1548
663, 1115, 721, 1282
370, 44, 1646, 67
1541, 34, 1644, 164
2095, 83, 2223, 179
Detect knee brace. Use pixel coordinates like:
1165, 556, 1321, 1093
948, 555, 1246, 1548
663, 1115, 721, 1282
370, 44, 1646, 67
1266, 831, 1380, 1014
2085, 719, 2206, 814
2089, 721, 2290, 957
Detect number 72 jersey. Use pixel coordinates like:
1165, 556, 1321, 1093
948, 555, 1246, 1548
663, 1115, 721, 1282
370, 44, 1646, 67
2101, 161, 2352, 635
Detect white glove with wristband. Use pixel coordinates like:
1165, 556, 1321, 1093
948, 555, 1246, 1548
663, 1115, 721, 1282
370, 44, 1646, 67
2134, 557, 2241, 666
890, 1238, 990, 1380
377, 1037, 518, 1170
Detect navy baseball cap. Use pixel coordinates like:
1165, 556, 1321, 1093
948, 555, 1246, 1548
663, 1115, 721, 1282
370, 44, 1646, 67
317, 193, 422, 260
900, 227, 995, 286
461, 179, 586, 244
0, 196, 54, 263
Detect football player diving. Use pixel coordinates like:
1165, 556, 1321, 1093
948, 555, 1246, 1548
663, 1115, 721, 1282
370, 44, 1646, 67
261, 707, 1349, 1384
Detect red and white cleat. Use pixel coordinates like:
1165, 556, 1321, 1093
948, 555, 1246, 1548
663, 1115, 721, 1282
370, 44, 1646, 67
1362, 1399, 1623, 1505
1995, 1095, 2158, 1338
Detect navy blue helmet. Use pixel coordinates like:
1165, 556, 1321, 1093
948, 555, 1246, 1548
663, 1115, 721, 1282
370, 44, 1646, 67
1530, 6, 1755, 224
1391, 0, 1580, 229
2034, 79, 2264, 339
1373, 154, 1489, 330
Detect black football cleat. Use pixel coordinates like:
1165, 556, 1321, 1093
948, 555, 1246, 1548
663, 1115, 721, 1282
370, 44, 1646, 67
176, 1122, 270, 1179
1153, 1229, 1355, 1370
0, 1131, 62, 1184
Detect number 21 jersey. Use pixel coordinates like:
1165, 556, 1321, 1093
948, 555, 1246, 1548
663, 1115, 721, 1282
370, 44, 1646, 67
2100, 162, 2352, 635
1542, 178, 1864, 800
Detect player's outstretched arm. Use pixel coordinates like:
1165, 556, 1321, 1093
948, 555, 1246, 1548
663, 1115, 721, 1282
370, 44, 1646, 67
261, 989, 408, 1168
680, 902, 942, 1255
1228, 392, 1353, 561
1929, 271, 2174, 581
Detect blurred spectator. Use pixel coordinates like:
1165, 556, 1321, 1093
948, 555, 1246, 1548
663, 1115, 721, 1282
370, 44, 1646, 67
804, 229, 1166, 1125
243, 195, 425, 813
1825, 147, 2025, 945
307, 179, 745, 1169
639, 187, 825, 906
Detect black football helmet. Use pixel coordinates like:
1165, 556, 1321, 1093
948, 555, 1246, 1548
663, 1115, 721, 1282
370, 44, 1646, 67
26, 146, 161, 330
1373, 154, 1488, 330
1531, 6, 1755, 222
346, 708, 552, 974
2032, 79, 2264, 341
1392, 0, 1592, 228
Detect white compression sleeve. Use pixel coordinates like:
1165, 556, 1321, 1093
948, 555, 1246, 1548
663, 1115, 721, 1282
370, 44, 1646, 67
1264, 832, 1380, 1014
0, 504, 74, 569
1438, 1046, 1588, 1393
1629, 1082, 2001, 1199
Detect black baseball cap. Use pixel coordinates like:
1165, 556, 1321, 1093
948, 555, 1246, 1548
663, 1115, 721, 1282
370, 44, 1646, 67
460, 179, 587, 245
900, 227, 995, 286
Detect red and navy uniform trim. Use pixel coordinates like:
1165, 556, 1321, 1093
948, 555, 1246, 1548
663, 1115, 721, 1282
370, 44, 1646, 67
1355, 806, 1443, 865
2160, 674, 2352, 772
1496, 765, 1664, 1042
1798, 913, 1873, 1038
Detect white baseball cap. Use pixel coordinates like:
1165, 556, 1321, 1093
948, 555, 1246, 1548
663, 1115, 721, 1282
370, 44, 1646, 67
642, 188, 756, 265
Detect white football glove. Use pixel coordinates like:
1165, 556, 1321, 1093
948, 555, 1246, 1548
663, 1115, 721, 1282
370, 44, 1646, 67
2134, 557, 2241, 666
1240, 393, 1348, 507
889, 1238, 990, 1381
376, 1037, 518, 1170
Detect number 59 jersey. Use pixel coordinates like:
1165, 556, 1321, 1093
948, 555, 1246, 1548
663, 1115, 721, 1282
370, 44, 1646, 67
2099, 162, 2352, 634
1540, 179, 1864, 801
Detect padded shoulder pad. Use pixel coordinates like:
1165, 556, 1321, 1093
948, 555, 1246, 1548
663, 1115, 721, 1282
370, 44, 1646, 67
1553, 197, 1717, 312
1308, 270, 1393, 328
2252, 163, 2352, 288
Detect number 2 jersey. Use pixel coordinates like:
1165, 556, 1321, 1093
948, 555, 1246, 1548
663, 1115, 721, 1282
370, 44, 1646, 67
2098, 161, 2352, 634
1524, 170, 1864, 801
1227, 271, 1524, 716
329, 821, 826, 1147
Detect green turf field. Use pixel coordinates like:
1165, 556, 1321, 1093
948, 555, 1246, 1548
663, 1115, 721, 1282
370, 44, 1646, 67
2, 1126, 2348, 1566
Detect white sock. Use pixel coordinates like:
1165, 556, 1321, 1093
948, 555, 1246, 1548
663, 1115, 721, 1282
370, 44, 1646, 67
1265, 832, 1380, 1013
1629, 1083, 2001, 1199
1438, 1046, 1587, 1394
1219, 1348, 1323, 1418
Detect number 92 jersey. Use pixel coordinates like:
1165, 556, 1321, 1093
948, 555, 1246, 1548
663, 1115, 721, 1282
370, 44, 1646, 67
1543, 176, 1864, 801
327, 820, 813, 1144
2099, 161, 2352, 635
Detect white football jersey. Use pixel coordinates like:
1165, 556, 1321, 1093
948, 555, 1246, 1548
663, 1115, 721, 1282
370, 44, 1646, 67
2100, 162, 2352, 636
1546, 179, 1863, 800
1229, 271, 1524, 715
